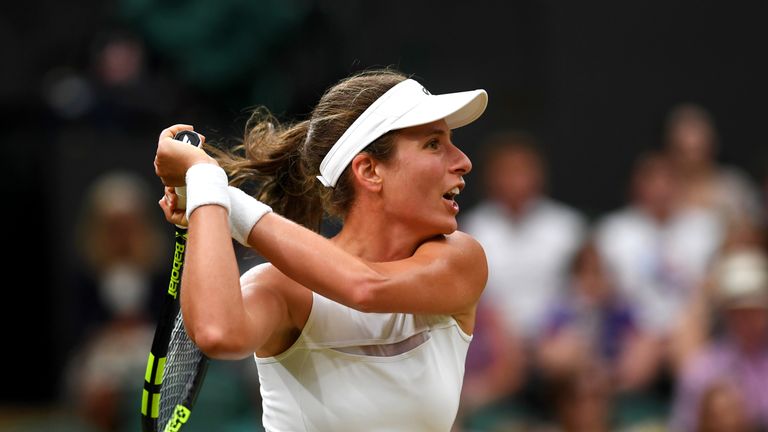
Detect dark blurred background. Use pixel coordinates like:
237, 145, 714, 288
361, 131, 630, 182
3, 0, 768, 430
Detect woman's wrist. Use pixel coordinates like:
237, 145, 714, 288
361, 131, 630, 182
185, 164, 231, 222
227, 186, 272, 246
182, 163, 272, 246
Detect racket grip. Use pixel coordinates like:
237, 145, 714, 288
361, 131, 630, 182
175, 186, 187, 211
172, 130, 202, 212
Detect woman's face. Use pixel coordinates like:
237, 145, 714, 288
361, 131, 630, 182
377, 119, 472, 236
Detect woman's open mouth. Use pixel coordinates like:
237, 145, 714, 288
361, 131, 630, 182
442, 186, 461, 212
442, 186, 460, 201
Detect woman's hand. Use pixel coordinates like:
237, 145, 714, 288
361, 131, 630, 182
159, 186, 188, 227
154, 124, 218, 186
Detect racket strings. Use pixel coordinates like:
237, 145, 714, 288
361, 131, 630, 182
158, 313, 204, 428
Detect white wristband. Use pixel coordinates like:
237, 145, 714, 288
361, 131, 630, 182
227, 186, 272, 246
185, 164, 231, 222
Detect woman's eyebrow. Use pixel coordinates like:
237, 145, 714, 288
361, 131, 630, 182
426, 126, 451, 138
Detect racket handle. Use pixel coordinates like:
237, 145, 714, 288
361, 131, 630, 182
175, 186, 187, 210
172, 131, 203, 211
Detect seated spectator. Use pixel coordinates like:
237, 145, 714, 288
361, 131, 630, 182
547, 363, 613, 432
696, 380, 756, 432
68, 171, 168, 347
63, 171, 262, 431
63, 171, 167, 431
457, 300, 527, 430
671, 248, 768, 432
461, 131, 586, 343
664, 103, 763, 230
536, 241, 662, 394
595, 152, 724, 337
670, 222, 766, 372
63, 306, 154, 431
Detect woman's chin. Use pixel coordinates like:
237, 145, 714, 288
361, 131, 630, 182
434, 218, 458, 235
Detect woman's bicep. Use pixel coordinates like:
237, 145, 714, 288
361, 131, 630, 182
199, 267, 293, 360
363, 232, 488, 315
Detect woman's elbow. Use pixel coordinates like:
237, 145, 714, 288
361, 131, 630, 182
348, 279, 384, 313
188, 324, 250, 360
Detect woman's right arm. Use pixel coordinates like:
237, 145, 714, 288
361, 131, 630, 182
156, 124, 299, 360
159, 197, 302, 360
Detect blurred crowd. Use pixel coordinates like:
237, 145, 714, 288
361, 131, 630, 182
6, 24, 767, 432
457, 104, 768, 432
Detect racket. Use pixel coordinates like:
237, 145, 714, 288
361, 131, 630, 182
141, 130, 209, 432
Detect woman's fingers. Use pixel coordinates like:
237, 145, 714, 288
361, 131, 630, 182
156, 131, 217, 184
158, 188, 188, 227
159, 124, 194, 141
159, 196, 173, 220
164, 186, 177, 208
155, 125, 219, 190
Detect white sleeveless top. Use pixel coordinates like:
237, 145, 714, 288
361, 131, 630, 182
254, 292, 473, 431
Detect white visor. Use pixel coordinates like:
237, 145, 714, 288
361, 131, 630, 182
316, 78, 488, 187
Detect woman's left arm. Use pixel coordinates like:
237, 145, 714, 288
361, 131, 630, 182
248, 214, 488, 317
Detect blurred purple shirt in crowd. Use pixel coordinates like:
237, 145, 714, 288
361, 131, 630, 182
671, 341, 768, 432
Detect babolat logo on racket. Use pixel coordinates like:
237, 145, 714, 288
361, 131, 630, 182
164, 405, 191, 432
175, 130, 201, 147
168, 241, 186, 298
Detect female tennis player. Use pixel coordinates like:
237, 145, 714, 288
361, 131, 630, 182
153, 70, 488, 431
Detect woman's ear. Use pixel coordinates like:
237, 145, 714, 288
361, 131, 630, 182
351, 153, 383, 192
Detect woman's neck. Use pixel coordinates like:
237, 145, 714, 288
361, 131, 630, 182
331, 206, 425, 262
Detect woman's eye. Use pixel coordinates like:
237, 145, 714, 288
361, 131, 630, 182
425, 139, 440, 149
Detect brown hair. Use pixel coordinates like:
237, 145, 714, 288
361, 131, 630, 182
210, 70, 407, 231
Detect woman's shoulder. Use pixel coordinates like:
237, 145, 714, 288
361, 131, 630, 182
419, 231, 488, 285
418, 230, 486, 258
439, 229, 482, 244
241, 262, 310, 296
446, 230, 485, 253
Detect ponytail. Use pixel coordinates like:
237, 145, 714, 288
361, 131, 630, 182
210, 69, 407, 232
212, 108, 324, 231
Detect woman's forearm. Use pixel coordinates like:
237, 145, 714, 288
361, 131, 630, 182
247, 212, 485, 316
248, 213, 384, 311
182, 206, 262, 357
